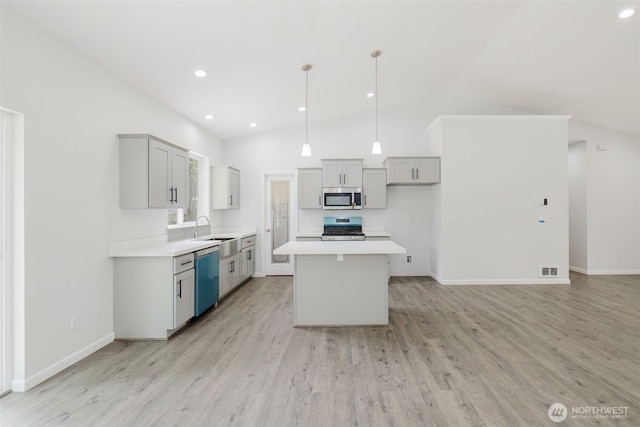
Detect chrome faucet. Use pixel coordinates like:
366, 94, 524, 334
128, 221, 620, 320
194, 215, 211, 238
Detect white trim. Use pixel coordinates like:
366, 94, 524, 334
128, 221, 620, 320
188, 151, 209, 220
570, 266, 640, 275
431, 273, 571, 285
11, 333, 114, 392
582, 269, 640, 276
0, 109, 13, 395
0, 108, 23, 394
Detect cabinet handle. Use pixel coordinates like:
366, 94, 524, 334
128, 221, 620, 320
364, 195, 367, 206
180, 260, 193, 266
174, 187, 178, 203
319, 195, 321, 207
416, 169, 419, 180
230, 195, 233, 206
411, 169, 415, 180
248, 250, 252, 261
178, 279, 182, 298
169, 187, 173, 203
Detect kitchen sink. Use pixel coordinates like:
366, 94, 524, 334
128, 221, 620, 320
194, 236, 239, 258
215, 238, 239, 258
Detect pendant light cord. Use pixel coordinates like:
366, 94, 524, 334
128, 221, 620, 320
371, 50, 381, 143
305, 66, 309, 144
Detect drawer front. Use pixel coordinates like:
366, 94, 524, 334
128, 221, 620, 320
174, 253, 195, 274
241, 235, 256, 249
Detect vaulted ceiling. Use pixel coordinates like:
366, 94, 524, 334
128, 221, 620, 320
4, 1, 639, 140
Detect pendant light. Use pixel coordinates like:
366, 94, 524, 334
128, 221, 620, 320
301, 64, 312, 156
371, 50, 382, 155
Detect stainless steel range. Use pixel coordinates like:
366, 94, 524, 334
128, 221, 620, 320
321, 216, 365, 241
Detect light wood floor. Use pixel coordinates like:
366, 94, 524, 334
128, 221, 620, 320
1, 273, 639, 426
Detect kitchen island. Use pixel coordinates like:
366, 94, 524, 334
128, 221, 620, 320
273, 240, 406, 326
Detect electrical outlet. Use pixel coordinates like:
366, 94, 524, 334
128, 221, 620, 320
407, 255, 412, 263
71, 315, 79, 331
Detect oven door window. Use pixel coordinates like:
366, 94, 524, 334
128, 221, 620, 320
324, 193, 352, 207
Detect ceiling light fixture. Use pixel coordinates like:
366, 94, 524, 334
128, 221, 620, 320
205, 114, 215, 120
367, 92, 375, 98
619, 8, 635, 18
249, 122, 257, 127
194, 70, 207, 77
298, 106, 306, 112
371, 50, 382, 155
301, 64, 312, 157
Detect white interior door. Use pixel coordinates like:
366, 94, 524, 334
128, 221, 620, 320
263, 173, 295, 275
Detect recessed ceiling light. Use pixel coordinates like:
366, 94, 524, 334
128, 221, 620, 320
619, 8, 635, 19
249, 122, 257, 127
194, 70, 207, 77
205, 114, 215, 120
298, 106, 306, 112
367, 92, 375, 98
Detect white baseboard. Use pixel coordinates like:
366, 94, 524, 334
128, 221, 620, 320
431, 273, 570, 285
11, 332, 114, 392
570, 267, 640, 275
586, 269, 640, 275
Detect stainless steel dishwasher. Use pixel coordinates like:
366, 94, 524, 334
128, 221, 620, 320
194, 246, 219, 316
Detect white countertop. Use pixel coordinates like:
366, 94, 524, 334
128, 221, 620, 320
273, 240, 406, 255
109, 230, 256, 257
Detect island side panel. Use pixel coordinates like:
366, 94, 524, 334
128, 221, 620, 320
293, 254, 389, 326
114, 257, 174, 339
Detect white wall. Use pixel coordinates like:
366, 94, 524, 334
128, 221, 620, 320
430, 116, 570, 284
568, 141, 588, 272
569, 123, 640, 274
0, 10, 223, 390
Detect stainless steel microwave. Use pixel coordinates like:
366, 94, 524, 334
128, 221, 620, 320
322, 188, 362, 210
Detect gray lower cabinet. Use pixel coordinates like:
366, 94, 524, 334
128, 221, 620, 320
241, 235, 256, 282
114, 252, 195, 339
296, 236, 322, 241
241, 246, 255, 282
219, 253, 241, 298
174, 268, 194, 328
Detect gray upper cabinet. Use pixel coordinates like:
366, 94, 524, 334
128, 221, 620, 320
383, 157, 440, 185
298, 168, 323, 209
211, 166, 240, 209
119, 134, 189, 209
362, 168, 387, 208
322, 159, 363, 187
